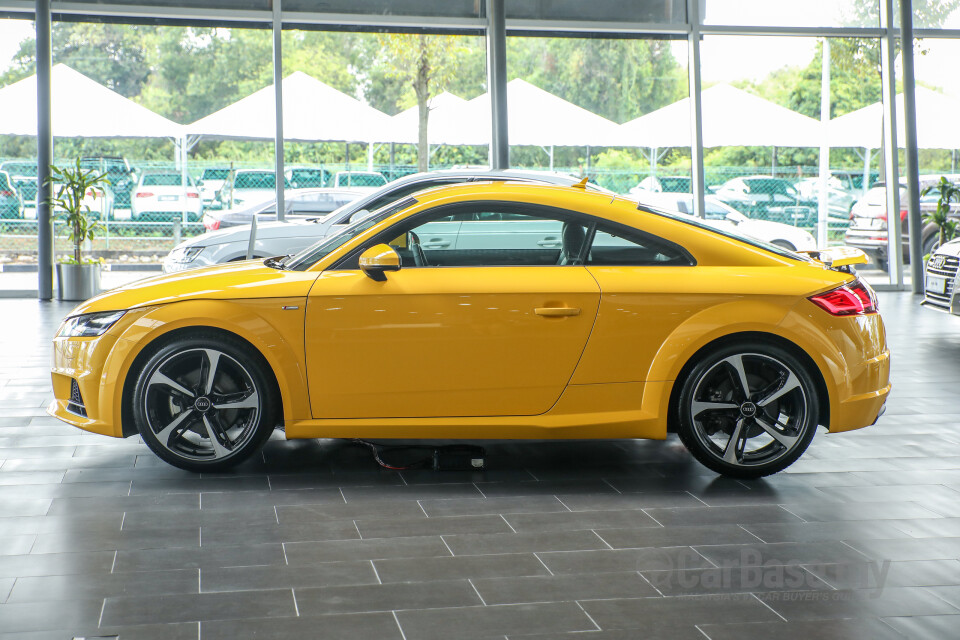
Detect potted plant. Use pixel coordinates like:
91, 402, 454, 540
921, 176, 960, 260
46, 159, 109, 301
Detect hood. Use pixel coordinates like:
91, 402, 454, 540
935, 237, 960, 258
72, 260, 319, 315
177, 220, 322, 248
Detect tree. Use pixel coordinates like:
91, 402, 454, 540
507, 37, 686, 124
376, 34, 466, 172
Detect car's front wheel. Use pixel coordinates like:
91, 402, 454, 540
676, 343, 819, 478
132, 334, 277, 472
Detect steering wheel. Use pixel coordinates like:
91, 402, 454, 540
409, 231, 427, 267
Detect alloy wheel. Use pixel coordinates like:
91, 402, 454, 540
142, 347, 262, 462
687, 352, 812, 469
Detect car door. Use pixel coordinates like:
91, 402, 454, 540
571, 221, 705, 386
303, 202, 601, 419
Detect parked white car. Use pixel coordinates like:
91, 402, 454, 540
131, 172, 202, 222
633, 192, 817, 252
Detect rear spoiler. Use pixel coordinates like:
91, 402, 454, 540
798, 246, 868, 271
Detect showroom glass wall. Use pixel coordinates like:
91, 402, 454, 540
0, 0, 956, 291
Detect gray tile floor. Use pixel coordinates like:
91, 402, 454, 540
0, 292, 958, 639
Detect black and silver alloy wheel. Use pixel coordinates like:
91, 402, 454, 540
132, 335, 276, 472
676, 344, 819, 478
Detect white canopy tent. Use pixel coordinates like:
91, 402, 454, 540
390, 91, 469, 145
619, 84, 823, 150
0, 64, 183, 139
462, 79, 622, 149
186, 70, 395, 172
186, 71, 393, 144
418, 79, 623, 165
826, 87, 960, 197
827, 87, 960, 149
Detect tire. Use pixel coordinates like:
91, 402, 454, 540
921, 234, 939, 259
770, 239, 796, 251
675, 342, 820, 479
131, 334, 277, 472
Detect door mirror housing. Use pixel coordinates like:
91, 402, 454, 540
359, 244, 401, 281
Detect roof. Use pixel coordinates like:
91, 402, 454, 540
827, 87, 960, 149
619, 84, 823, 148
186, 71, 393, 143
0, 64, 183, 138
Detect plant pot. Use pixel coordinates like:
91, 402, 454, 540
56, 263, 102, 301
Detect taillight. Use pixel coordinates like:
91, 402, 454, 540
878, 210, 907, 222
204, 219, 220, 231
186, 192, 199, 198
136, 192, 153, 198
809, 279, 878, 316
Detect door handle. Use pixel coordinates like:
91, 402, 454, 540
537, 238, 561, 247
422, 239, 451, 249
535, 307, 581, 317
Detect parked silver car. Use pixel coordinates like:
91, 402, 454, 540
164, 170, 609, 273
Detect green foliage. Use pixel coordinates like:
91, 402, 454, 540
46, 159, 109, 264
507, 37, 686, 123
921, 176, 960, 248
375, 33, 474, 171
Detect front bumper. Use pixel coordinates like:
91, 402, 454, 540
47, 310, 151, 438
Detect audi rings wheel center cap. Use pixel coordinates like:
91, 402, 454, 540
194, 396, 212, 413
740, 401, 758, 418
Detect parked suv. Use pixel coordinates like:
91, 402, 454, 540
197, 168, 231, 209
844, 178, 946, 270
921, 237, 960, 314
79, 156, 137, 209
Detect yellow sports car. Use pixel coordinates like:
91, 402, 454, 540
49, 181, 890, 477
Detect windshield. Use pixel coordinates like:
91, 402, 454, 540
201, 169, 230, 180
641, 204, 810, 262
142, 174, 190, 186
1, 162, 36, 176
235, 172, 276, 189
286, 197, 418, 271
337, 172, 387, 187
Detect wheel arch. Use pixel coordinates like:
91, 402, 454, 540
104, 300, 308, 438
119, 325, 286, 438
664, 330, 830, 434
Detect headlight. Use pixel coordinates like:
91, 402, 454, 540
168, 246, 204, 263
58, 311, 126, 338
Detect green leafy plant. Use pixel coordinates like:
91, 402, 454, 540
45, 159, 110, 265
921, 177, 960, 256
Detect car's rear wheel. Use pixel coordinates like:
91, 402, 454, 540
132, 335, 276, 472
676, 343, 819, 478
770, 239, 796, 251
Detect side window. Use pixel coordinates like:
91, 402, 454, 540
587, 223, 692, 267
377, 205, 586, 268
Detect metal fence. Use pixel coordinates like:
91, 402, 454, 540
0, 158, 864, 264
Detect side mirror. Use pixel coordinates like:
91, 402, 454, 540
359, 244, 401, 281
725, 211, 748, 224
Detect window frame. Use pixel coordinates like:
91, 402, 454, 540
331, 200, 695, 271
